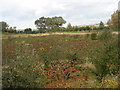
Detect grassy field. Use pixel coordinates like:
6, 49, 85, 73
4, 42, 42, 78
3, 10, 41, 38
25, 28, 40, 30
2, 30, 119, 88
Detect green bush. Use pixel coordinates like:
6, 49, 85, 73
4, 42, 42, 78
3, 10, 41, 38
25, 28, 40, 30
2, 60, 44, 88
98, 30, 112, 41
2, 67, 43, 88
2, 44, 44, 88
90, 39, 118, 83
91, 33, 97, 40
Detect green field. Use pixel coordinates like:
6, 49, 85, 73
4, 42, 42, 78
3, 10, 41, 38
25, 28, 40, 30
2, 30, 119, 88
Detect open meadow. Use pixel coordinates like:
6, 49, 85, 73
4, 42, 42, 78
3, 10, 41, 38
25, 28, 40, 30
1, 0, 120, 88
2, 30, 119, 88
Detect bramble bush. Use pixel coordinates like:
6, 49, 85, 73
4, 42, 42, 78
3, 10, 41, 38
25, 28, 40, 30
41, 60, 82, 88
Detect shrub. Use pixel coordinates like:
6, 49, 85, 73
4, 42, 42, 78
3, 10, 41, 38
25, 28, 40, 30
24, 28, 32, 34
42, 60, 82, 88
2, 67, 43, 88
90, 39, 118, 83
91, 33, 97, 40
2, 43, 44, 88
98, 30, 112, 41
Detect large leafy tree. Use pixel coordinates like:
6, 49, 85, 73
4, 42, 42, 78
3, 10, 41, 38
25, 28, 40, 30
35, 16, 66, 31
35, 17, 46, 29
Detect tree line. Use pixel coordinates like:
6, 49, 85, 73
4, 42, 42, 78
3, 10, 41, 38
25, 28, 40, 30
1, 10, 119, 34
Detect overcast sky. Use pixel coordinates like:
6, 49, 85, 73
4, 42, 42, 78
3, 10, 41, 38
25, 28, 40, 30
0, 0, 119, 29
